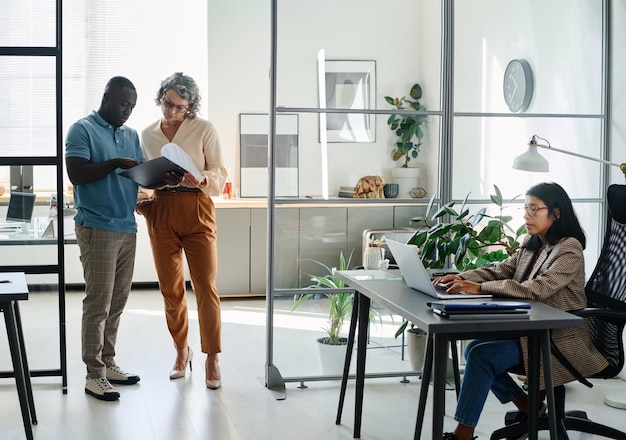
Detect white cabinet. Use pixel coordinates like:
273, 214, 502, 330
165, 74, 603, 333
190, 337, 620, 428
63, 207, 269, 296
215, 207, 267, 296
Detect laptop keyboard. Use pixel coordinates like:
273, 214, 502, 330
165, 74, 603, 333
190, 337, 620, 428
434, 284, 450, 294
434, 283, 473, 296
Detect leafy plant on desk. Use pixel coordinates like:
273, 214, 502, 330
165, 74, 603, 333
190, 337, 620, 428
395, 185, 527, 338
292, 249, 380, 345
408, 184, 527, 271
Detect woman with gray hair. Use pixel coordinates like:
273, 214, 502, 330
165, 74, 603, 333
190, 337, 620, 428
137, 72, 227, 389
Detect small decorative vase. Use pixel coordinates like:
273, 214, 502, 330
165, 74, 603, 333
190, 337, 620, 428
363, 246, 383, 270
392, 166, 421, 198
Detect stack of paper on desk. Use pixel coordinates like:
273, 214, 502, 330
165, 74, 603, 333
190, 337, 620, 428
430, 301, 531, 320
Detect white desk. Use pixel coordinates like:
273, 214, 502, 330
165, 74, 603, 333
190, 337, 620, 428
334, 269, 583, 440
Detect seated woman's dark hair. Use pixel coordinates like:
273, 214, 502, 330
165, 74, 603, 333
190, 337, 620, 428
525, 182, 586, 250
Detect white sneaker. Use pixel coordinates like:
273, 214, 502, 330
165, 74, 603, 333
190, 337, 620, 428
85, 377, 120, 401
105, 365, 141, 385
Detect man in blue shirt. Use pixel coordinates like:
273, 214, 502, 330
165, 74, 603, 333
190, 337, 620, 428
65, 76, 144, 401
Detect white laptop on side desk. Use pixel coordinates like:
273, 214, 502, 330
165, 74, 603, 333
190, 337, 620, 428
385, 239, 492, 300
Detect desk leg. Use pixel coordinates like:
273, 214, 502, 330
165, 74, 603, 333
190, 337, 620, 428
527, 335, 540, 440
539, 330, 558, 440
449, 338, 461, 398
353, 293, 370, 439
14, 302, 37, 424
3, 302, 34, 440
432, 334, 448, 440
336, 291, 359, 425
414, 332, 434, 440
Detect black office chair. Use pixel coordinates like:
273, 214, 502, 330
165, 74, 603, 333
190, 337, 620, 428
491, 184, 626, 440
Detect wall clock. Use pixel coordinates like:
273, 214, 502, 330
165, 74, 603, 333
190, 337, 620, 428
503, 59, 533, 112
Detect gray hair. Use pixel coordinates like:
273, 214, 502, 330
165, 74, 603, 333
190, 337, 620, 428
154, 72, 201, 119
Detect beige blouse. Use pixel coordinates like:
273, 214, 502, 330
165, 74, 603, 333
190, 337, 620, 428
141, 117, 227, 197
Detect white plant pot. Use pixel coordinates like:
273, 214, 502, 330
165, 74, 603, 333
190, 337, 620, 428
392, 167, 421, 198
363, 246, 383, 270
316, 337, 348, 375
407, 328, 428, 371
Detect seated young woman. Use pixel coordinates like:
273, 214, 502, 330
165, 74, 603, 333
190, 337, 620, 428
432, 182, 609, 440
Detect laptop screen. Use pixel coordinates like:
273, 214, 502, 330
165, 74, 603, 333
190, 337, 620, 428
6, 192, 36, 222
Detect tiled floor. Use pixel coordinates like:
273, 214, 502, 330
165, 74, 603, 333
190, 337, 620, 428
1, 288, 625, 439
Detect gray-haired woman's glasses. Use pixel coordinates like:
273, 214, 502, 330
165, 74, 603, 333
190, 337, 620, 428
160, 97, 188, 114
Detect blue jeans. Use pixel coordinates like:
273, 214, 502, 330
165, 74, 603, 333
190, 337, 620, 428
454, 339, 524, 428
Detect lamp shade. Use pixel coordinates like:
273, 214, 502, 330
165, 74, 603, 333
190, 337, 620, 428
512, 145, 549, 172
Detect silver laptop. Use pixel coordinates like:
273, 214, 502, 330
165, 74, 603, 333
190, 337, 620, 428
385, 239, 492, 300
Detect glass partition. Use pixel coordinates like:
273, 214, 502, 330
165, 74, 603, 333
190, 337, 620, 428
266, 0, 609, 388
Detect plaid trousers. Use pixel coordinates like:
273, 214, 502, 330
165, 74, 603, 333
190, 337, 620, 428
75, 225, 136, 379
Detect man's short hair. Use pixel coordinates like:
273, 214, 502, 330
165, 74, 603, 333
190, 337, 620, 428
105, 76, 136, 93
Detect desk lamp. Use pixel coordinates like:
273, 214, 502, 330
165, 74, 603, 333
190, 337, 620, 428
512, 135, 626, 180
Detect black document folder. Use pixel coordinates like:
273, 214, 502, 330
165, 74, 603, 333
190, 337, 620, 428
429, 301, 531, 320
119, 157, 188, 189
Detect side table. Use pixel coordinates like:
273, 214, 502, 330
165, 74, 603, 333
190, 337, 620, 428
1, 272, 37, 440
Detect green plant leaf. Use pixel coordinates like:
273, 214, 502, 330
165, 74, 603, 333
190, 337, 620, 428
409, 83, 422, 100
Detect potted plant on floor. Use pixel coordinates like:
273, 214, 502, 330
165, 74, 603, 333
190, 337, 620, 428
292, 250, 381, 375
394, 321, 428, 371
385, 83, 428, 197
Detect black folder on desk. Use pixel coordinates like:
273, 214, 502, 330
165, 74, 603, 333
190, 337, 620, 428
119, 157, 188, 189
430, 301, 531, 320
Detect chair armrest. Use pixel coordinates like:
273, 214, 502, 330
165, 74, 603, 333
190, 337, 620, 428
571, 307, 626, 324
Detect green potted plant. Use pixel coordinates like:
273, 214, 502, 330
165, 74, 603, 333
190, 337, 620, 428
292, 250, 381, 374
408, 184, 526, 270
363, 235, 386, 270
385, 83, 427, 168
292, 250, 355, 346
394, 185, 527, 366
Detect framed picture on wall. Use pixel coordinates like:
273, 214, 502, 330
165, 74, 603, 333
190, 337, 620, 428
321, 60, 376, 143
239, 113, 299, 198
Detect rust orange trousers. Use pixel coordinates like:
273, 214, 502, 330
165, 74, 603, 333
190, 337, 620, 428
143, 189, 221, 354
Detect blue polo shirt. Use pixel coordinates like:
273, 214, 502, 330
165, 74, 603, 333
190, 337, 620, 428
65, 111, 144, 233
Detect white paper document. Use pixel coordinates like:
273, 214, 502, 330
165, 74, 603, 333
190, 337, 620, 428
161, 143, 202, 180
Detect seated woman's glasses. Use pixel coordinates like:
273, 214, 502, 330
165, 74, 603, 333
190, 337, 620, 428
520, 205, 548, 217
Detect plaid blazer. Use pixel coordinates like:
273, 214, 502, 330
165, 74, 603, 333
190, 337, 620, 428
460, 236, 609, 389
